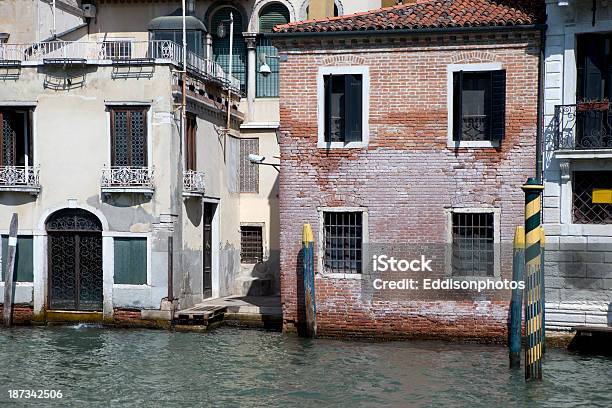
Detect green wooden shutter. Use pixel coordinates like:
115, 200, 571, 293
344, 74, 363, 142
211, 7, 247, 93
1, 235, 33, 282
259, 4, 290, 33
114, 237, 147, 285
256, 37, 280, 97
453, 71, 463, 142
490, 70, 506, 142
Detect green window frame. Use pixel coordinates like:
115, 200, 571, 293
1, 235, 34, 282
211, 7, 247, 94
114, 237, 147, 285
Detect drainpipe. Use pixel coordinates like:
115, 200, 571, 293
536, 27, 547, 183
52, 0, 57, 38
226, 12, 234, 131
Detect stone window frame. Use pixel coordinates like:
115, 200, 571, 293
0, 228, 35, 289
107, 231, 152, 288
316, 65, 370, 149
105, 102, 153, 170
446, 62, 503, 149
444, 207, 502, 280
317, 206, 368, 280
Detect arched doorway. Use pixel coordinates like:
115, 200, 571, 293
46, 209, 103, 311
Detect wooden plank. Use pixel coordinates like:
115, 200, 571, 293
302, 224, 316, 338
3, 214, 18, 327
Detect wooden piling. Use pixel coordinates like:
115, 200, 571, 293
3, 214, 18, 328
509, 226, 525, 368
302, 224, 316, 338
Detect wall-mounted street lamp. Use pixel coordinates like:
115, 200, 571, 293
248, 154, 280, 172
258, 52, 280, 76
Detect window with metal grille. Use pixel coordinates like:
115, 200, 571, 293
323, 211, 363, 274
573, 171, 612, 224
452, 70, 506, 142
241, 226, 263, 263
451, 212, 495, 277
110, 107, 148, 167
239, 138, 259, 193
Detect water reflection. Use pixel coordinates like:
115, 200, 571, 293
0, 327, 610, 407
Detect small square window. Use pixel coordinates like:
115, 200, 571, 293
114, 237, 147, 285
323, 211, 363, 274
241, 226, 263, 263
1, 235, 34, 282
451, 212, 495, 277
572, 171, 612, 224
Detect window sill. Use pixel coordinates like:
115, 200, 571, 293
447, 141, 500, 149
113, 284, 150, 289
0, 282, 34, 287
318, 272, 363, 280
317, 141, 368, 149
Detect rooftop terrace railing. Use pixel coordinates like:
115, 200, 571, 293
0, 40, 241, 92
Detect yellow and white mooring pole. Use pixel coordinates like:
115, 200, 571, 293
522, 178, 545, 381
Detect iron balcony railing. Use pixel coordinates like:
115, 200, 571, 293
554, 103, 612, 150
183, 170, 206, 195
0, 40, 241, 91
101, 166, 154, 190
0, 166, 40, 190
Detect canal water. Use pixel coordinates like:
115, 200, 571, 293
0, 326, 610, 407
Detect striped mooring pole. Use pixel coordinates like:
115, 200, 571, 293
302, 223, 317, 338
522, 178, 545, 381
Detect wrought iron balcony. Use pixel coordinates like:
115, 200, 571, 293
0, 166, 41, 195
101, 166, 154, 196
554, 103, 612, 150
183, 170, 206, 197
0, 40, 241, 91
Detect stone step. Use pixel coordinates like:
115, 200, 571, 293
235, 276, 273, 297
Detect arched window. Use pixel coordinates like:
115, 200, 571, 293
257, 3, 290, 98
211, 7, 247, 93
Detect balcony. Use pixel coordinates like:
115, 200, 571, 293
554, 103, 612, 157
0, 166, 40, 195
183, 170, 206, 197
101, 166, 154, 196
0, 40, 241, 91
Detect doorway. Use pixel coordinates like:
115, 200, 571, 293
203, 203, 216, 299
46, 209, 103, 310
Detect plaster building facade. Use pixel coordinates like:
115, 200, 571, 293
543, 0, 612, 330
274, 0, 545, 340
0, 0, 386, 323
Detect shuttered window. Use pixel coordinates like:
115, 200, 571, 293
1, 235, 33, 282
114, 237, 147, 285
324, 74, 363, 143
239, 138, 259, 193
110, 107, 148, 167
257, 4, 289, 98
452, 70, 505, 142
211, 7, 247, 93
186, 114, 197, 171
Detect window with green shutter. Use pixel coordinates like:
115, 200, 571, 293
212, 7, 247, 94
256, 4, 289, 98
1, 235, 33, 282
114, 237, 147, 285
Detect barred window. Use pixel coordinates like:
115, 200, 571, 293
239, 138, 259, 193
451, 212, 495, 277
573, 171, 612, 224
323, 211, 363, 274
241, 226, 263, 263
110, 107, 148, 167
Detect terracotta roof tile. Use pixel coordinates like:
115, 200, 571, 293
273, 0, 545, 34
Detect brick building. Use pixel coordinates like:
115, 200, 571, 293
272, 0, 546, 340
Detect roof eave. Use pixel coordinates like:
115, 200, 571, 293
268, 24, 547, 38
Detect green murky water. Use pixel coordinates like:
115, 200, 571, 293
0, 326, 610, 407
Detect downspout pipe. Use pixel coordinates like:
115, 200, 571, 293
536, 26, 546, 183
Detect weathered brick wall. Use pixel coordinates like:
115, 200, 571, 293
0, 306, 33, 325
277, 32, 541, 340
